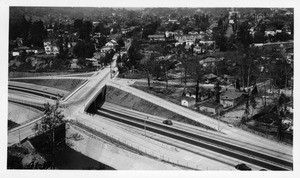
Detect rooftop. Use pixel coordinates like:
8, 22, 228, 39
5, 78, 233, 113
204, 73, 217, 79
220, 89, 244, 100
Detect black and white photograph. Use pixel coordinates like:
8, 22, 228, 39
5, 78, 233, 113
2, 0, 298, 176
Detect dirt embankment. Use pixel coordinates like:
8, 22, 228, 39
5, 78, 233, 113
105, 86, 214, 130
11, 79, 86, 92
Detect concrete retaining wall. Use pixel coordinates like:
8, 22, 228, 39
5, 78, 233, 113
66, 123, 180, 170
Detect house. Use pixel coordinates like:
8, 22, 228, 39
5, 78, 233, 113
165, 31, 175, 38
181, 97, 196, 107
199, 57, 223, 67
223, 74, 235, 85
197, 101, 223, 115
188, 31, 199, 35
148, 34, 165, 42
11, 51, 20, 56
193, 45, 204, 54
100, 46, 115, 54
43, 39, 60, 55
185, 87, 214, 101
11, 46, 29, 56
121, 28, 131, 35
25, 47, 44, 54
220, 89, 245, 108
174, 34, 202, 43
265, 30, 276, 36
203, 73, 218, 83
168, 19, 180, 24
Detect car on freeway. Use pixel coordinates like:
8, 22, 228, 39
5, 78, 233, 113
235, 163, 252, 171
163, 119, 173, 125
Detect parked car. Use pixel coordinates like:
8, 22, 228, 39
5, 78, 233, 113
163, 119, 173, 125
235, 163, 252, 171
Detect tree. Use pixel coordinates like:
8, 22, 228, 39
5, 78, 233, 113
73, 40, 86, 58
142, 55, 157, 88
214, 81, 221, 103
117, 38, 125, 48
236, 21, 252, 50
32, 100, 83, 169
28, 20, 47, 47
253, 31, 266, 43
235, 78, 241, 91
127, 38, 142, 69
74, 19, 83, 31
159, 60, 174, 90
94, 22, 110, 36
250, 95, 257, 116
188, 56, 205, 102
178, 52, 192, 92
79, 20, 93, 41
32, 100, 64, 169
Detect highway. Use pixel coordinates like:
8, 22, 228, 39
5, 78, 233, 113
97, 103, 292, 170
7, 54, 293, 170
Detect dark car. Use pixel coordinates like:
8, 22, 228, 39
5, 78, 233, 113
163, 119, 173, 125
235, 163, 252, 171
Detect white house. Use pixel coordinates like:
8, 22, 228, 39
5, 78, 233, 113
181, 97, 196, 107
12, 51, 20, 56
43, 39, 60, 55
193, 45, 204, 54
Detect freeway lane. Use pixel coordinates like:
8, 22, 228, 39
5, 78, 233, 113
101, 102, 292, 162
97, 107, 292, 170
106, 81, 292, 156
9, 86, 60, 99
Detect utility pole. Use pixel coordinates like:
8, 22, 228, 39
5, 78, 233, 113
144, 116, 148, 137
18, 129, 21, 143
218, 112, 220, 131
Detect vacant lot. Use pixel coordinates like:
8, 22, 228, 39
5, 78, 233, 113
10, 79, 86, 92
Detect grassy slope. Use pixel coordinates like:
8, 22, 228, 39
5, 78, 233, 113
11, 79, 86, 92
105, 86, 214, 130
